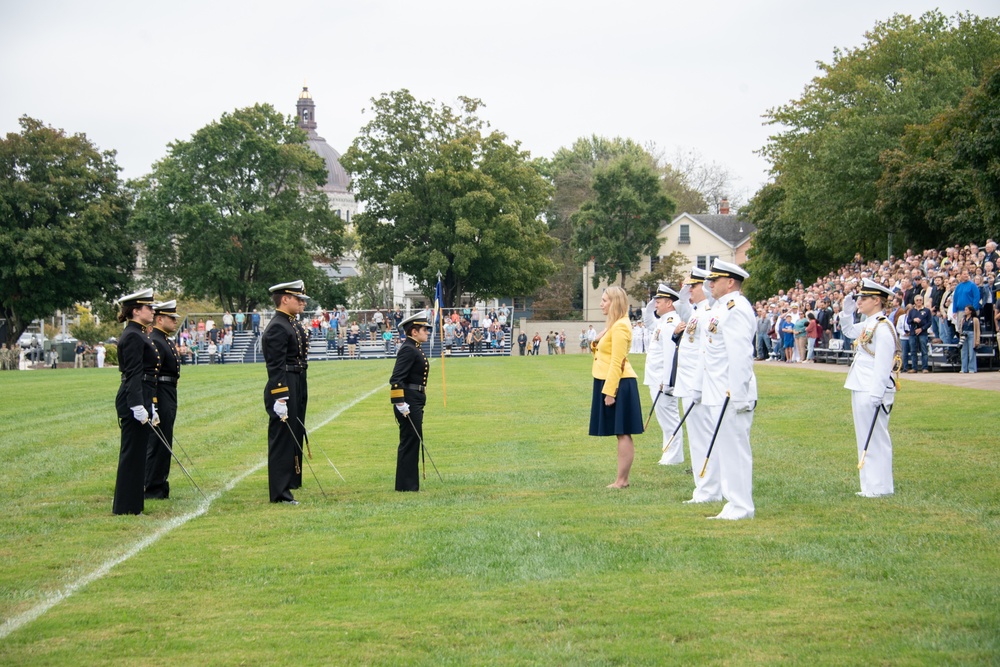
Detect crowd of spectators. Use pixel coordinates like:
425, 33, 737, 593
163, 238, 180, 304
751, 240, 999, 373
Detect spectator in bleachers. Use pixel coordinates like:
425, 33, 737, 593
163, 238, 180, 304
894, 305, 912, 372
252, 310, 261, 336
952, 270, 980, 333
793, 308, 808, 363
907, 295, 932, 373
222, 311, 234, 331
208, 340, 218, 364
977, 273, 994, 330
346, 322, 360, 358
471, 306, 480, 330
805, 312, 820, 362
960, 306, 980, 373
235, 310, 245, 333
781, 314, 795, 362
222, 329, 233, 360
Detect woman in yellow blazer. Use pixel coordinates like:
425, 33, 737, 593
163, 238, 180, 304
589, 285, 643, 488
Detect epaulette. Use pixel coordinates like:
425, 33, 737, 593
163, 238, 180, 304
727, 300, 735, 310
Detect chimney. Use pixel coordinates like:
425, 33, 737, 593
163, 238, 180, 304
719, 198, 730, 215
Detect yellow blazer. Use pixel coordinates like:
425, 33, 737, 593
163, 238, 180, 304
591, 316, 637, 397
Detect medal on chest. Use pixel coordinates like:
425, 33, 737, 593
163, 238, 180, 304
686, 318, 698, 342
707, 316, 722, 343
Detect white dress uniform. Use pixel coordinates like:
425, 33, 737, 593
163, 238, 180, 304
840, 281, 898, 497
673, 271, 721, 503
642, 287, 685, 465
701, 261, 758, 520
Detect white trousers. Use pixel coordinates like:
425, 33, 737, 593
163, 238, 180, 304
851, 391, 894, 496
706, 403, 754, 518
682, 397, 721, 502
649, 385, 684, 464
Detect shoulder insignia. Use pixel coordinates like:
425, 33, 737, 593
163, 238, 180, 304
876, 315, 887, 322
727, 300, 735, 310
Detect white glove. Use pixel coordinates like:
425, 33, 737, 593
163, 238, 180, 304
395, 402, 410, 416
274, 399, 288, 420
734, 401, 754, 413
151, 404, 160, 427
643, 299, 657, 330
842, 293, 857, 318
131, 405, 149, 424
691, 391, 702, 405
869, 395, 884, 409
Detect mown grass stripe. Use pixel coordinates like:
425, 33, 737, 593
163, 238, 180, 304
0, 383, 382, 640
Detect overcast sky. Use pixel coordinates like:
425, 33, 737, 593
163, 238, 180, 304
2, 1, 996, 204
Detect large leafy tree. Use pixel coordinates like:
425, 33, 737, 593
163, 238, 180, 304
341, 90, 555, 308
132, 104, 344, 311
535, 136, 651, 317
877, 64, 1000, 248
753, 10, 1000, 274
0, 116, 134, 343
572, 153, 676, 288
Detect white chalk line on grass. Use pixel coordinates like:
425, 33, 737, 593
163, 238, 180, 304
0, 384, 383, 641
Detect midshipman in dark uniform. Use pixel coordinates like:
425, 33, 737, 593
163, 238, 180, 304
390, 310, 431, 491
145, 300, 181, 499
113, 288, 160, 515
262, 280, 310, 504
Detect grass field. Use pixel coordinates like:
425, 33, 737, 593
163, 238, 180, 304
0, 356, 997, 665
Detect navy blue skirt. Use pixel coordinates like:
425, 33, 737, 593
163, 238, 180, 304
589, 377, 644, 436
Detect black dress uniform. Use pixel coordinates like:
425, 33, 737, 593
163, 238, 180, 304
262, 306, 309, 502
390, 312, 431, 491
144, 306, 181, 499
113, 290, 160, 516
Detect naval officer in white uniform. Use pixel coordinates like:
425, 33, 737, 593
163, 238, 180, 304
702, 259, 757, 520
642, 283, 685, 465
839, 279, 899, 497
672, 267, 723, 503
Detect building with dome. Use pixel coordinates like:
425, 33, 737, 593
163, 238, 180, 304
296, 86, 427, 310
295, 86, 359, 282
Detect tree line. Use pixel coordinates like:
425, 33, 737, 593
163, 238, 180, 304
744, 10, 1000, 300
6, 10, 995, 343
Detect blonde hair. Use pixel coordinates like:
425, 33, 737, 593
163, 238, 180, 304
603, 286, 629, 326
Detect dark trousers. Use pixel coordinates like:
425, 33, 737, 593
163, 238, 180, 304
144, 385, 177, 499
392, 395, 425, 491
113, 382, 154, 515
911, 333, 929, 370
266, 373, 307, 501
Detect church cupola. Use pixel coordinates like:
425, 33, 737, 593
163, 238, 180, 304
296, 85, 317, 132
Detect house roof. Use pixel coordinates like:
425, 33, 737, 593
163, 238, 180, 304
662, 212, 755, 248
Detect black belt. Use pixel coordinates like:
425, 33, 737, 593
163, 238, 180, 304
285, 364, 308, 373
156, 376, 178, 385
123, 374, 160, 384
401, 383, 425, 393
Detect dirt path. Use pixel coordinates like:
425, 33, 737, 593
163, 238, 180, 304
755, 359, 1000, 392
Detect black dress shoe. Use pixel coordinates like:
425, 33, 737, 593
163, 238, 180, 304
277, 499, 299, 505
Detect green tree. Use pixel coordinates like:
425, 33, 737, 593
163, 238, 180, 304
69, 305, 119, 344
132, 104, 344, 312
953, 64, 1000, 234
535, 136, 651, 317
0, 116, 134, 343
341, 90, 555, 308
572, 153, 676, 288
342, 258, 392, 310
626, 251, 688, 303
756, 10, 1000, 272
741, 183, 820, 301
